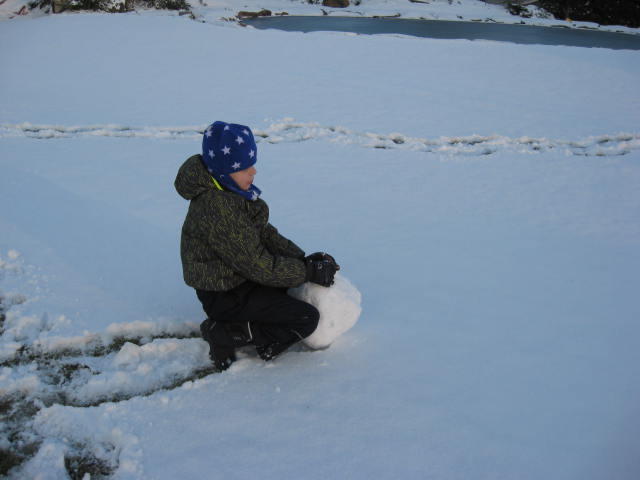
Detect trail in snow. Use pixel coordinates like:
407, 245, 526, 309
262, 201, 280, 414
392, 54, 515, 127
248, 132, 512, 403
1, 250, 216, 475
0, 293, 339, 478
1, 248, 361, 477
2, 120, 638, 157
1, 269, 213, 477
1, 329, 217, 478
1, 250, 211, 405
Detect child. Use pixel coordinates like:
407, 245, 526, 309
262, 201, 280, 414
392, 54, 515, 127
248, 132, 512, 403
174, 121, 339, 370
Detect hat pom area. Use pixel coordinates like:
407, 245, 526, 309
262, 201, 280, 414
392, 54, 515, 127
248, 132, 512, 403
202, 121, 258, 176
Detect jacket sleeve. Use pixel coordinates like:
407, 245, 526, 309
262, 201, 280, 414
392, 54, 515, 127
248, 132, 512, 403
261, 223, 305, 260
204, 196, 307, 288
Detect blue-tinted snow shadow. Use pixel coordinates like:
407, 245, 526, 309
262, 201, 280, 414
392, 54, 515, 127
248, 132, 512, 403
263, 141, 640, 479
345, 224, 640, 480
0, 163, 185, 318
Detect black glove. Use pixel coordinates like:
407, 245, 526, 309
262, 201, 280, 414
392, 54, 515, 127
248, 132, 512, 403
305, 252, 340, 287
305, 252, 340, 271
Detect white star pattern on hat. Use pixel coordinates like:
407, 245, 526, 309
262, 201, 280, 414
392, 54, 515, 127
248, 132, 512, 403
205, 128, 212, 137
208, 149, 214, 158
222, 146, 231, 155
224, 125, 230, 131
243, 129, 250, 136
235, 136, 244, 145
249, 150, 255, 158
232, 162, 241, 170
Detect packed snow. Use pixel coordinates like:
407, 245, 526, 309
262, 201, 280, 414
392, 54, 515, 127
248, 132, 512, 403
1, 3, 639, 480
291, 273, 362, 349
3, 121, 640, 157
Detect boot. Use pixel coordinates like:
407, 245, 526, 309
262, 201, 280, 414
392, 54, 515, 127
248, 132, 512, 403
255, 340, 296, 362
200, 318, 236, 371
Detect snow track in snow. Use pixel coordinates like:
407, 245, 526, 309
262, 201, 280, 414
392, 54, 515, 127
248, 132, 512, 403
1, 336, 215, 406
2, 120, 639, 157
1, 247, 360, 477
1, 320, 218, 477
1, 250, 221, 476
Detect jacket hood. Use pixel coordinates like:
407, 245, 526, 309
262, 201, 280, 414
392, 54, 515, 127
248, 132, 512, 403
175, 154, 215, 200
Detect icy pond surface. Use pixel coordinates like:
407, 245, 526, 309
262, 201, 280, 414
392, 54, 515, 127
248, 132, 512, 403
245, 16, 640, 50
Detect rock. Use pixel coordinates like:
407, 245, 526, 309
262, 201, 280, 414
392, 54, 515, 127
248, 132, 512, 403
52, 0, 68, 13
237, 9, 272, 19
322, 0, 349, 8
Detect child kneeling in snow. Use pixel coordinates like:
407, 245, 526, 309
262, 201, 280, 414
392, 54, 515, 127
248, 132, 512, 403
174, 121, 339, 370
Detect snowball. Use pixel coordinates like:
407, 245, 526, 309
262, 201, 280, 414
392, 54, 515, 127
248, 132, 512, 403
289, 273, 361, 350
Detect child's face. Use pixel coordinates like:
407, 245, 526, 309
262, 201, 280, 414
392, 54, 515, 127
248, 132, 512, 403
230, 165, 257, 191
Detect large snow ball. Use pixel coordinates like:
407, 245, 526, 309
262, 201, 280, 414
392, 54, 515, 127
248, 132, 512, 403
289, 273, 362, 349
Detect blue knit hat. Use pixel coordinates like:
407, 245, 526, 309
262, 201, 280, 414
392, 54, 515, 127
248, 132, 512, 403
201, 121, 261, 201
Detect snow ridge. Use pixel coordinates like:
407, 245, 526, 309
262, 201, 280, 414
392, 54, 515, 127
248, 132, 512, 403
1, 248, 360, 478
1, 249, 215, 476
2, 120, 638, 157
1, 278, 215, 478
1, 333, 216, 478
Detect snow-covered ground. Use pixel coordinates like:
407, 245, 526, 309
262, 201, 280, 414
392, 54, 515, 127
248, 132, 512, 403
1, 5, 640, 480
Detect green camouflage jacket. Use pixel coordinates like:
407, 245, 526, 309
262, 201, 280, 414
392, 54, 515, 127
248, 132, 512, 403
174, 154, 307, 291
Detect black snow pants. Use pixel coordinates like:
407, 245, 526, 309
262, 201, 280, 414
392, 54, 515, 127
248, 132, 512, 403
196, 281, 319, 349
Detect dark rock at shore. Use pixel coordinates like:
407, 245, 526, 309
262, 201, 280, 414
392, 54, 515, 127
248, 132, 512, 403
322, 0, 349, 8
536, 0, 640, 28
237, 9, 272, 19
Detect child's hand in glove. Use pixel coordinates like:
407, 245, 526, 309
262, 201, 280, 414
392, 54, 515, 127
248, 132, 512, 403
305, 252, 340, 287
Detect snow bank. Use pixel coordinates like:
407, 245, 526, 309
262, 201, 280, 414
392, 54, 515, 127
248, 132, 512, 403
0, 364, 42, 396
105, 318, 199, 340
31, 405, 138, 478
289, 274, 361, 349
69, 338, 210, 404
14, 440, 69, 480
